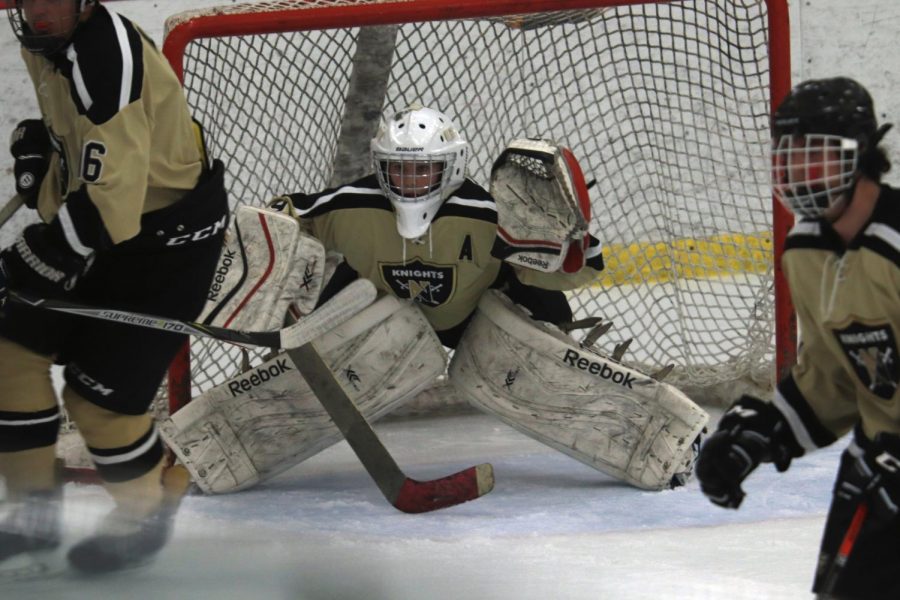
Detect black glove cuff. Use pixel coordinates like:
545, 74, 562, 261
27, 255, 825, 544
1, 223, 87, 296
720, 395, 804, 469
10, 119, 51, 157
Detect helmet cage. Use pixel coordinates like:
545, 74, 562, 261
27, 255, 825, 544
772, 133, 858, 219
370, 104, 469, 239
8, 0, 93, 56
374, 152, 460, 239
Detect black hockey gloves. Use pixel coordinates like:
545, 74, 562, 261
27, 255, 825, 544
839, 430, 900, 521
0, 222, 87, 299
10, 119, 52, 209
696, 395, 803, 509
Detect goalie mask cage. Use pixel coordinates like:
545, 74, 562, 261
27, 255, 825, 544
159, 0, 794, 414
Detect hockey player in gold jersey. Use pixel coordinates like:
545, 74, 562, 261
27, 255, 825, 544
281, 105, 605, 347
696, 77, 900, 599
0, 0, 228, 576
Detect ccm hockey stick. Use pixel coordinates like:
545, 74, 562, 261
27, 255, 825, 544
286, 342, 494, 513
822, 501, 869, 594
0, 194, 25, 228
8, 278, 376, 350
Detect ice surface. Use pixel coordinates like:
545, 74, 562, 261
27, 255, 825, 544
4, 413, 843, 599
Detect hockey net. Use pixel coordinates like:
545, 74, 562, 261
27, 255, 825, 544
146, 0, 791, 424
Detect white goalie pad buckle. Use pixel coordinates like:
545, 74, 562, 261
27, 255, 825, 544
450, 290, 709, 490
160, 295, 448, 494
490, 138, 591, 273
199, 204, 326, 332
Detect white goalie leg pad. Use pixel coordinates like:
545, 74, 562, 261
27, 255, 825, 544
159, 294, 447, 494
449, 291, 709, 490
199, 205, 326, 330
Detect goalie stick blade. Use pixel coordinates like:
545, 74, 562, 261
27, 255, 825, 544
392, 463, 495, 514
286, 343, 495, 514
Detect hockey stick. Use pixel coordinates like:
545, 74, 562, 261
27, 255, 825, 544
8, 278, 375, 350
822, 501, 868, 594
286, 342, 494, 513
0, 194, 25, 228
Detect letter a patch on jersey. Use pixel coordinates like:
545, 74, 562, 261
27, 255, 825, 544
834, 322, 899, 399
381, 259, 454, 308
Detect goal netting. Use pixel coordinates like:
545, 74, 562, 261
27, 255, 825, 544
156, 0, 792, 416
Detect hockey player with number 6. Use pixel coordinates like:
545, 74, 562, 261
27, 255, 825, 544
161, 104, 708, 498
0, 0, 229, 577
695, 77, 900, 599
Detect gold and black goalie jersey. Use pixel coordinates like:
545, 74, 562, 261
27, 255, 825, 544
285, 174, 604, 334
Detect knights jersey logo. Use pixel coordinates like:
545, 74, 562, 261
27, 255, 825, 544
381, 259, 454, 308
834, 322, 899, 399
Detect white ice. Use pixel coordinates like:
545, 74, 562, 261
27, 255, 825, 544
7, 411, 843, 600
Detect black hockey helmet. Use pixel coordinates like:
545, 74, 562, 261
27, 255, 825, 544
8, 0, 98, 56
772, 77, 879, 149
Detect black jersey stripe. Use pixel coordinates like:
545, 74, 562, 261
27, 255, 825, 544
68, 6, 144, 124
784, 219, 844, 252
860, 223, 900, 266
774, 375, 838, 451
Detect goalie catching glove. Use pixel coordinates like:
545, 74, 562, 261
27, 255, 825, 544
490, 138, 591, 274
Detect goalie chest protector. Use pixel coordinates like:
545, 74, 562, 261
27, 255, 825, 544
450, 290, 708, 490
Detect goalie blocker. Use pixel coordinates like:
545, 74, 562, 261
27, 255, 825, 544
450, 291, 708, 490
198, 203, 327, 332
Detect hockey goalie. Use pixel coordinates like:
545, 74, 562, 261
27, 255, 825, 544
161, 109, 707, 494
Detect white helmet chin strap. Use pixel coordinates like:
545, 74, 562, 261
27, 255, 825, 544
392, 194, 445, 239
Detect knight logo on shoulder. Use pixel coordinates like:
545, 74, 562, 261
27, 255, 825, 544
834, 322, 899, 399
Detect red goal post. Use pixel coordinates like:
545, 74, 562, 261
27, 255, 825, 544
159, 0, 795, 414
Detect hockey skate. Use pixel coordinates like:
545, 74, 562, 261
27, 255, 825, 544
66, 465, 191, 575
0, 489, 63, 581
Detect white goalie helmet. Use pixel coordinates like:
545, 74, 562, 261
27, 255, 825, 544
371, 104, 469, 239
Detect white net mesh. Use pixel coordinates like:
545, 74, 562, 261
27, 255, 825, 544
161, 0, 780, 410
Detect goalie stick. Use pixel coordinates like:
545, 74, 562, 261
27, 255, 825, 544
7, 278, 374, 350
286, 342, 494, 513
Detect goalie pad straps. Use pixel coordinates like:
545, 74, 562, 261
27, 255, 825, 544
159, 295, 448, 494
490, 139, 591, 274
449, 290, 709, 490
198, 205, 326, 331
